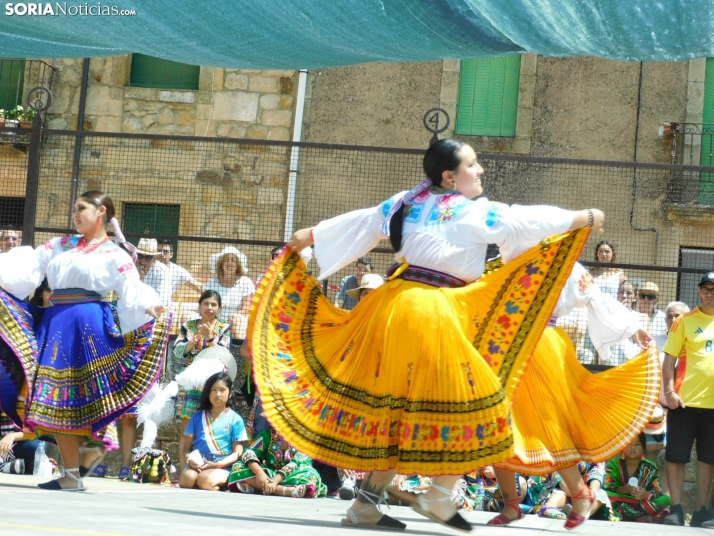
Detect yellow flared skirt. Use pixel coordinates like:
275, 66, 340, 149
249, 230, 588, 475
500, 327, 661, 474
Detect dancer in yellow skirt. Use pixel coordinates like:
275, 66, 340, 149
250, 139, 605, 532
487, 263, 660, 528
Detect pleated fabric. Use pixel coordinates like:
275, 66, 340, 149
249, 230, 588, 475
499, 327, 661, 474
0, 289, 172, 447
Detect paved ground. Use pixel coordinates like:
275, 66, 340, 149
0, 473, 707, 536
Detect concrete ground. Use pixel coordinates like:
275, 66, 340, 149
0, 473, 707, 536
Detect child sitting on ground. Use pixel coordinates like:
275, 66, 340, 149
179, 372, 247, 491
227, 426, 327, 498
604, 432, 671, 523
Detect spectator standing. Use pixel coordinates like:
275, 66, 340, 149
335, 256, 374, 310
135, 238, 173, 306
662, 271, 714, 527
637, 282, 667, 336
0, 230, 21, 253
590, 240, 625, 300
157, 240, 203, 296
204, 247, 255, 339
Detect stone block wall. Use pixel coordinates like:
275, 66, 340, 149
43, 57, 298, 142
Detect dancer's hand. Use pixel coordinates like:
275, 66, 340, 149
571, 209, 605, 234
288, 228, 314, 252
632, 328, 652, 348
145, 305, 166, 318
187, 459, 202, 472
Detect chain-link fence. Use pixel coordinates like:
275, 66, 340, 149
3, 125, 714, 368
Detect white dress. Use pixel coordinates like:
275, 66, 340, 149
0, 236, 159, 332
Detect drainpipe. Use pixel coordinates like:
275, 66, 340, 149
283, 69, 308, 242
68, 57, 90, 227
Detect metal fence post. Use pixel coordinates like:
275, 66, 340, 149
21, 113, 42, 246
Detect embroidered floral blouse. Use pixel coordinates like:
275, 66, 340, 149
173, 318, 231, 371
312, 189, 575, 282
0, 236, 159, 332
240, 428, 313, 477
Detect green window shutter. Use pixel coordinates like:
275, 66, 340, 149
129, 54, 200, 90
699, 58, 714, 204
0, 60, 26, 111
455, 56, 521, 137
122, 203, 181, 255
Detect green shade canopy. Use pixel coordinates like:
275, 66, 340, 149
0, 0, 712, 68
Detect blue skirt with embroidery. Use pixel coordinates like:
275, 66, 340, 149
0, 289, 171, 447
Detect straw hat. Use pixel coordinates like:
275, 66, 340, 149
136, 238, 159, 256
640, 282, 659, 295
346, 273, 384, 300
210, 246, 249, 275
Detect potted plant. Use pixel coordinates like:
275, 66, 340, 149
4, 105, 20, 128
0, 109, 5, 128
17, 106, 34, 128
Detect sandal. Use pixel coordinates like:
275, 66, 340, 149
117, 466, 131, 481
565, 484, 595, 530
79, 446, 107, 478
539, 506, 567, 519
38, 468, 86, 492
341, 488, 407, 531
412, 482, 472, 533
236, 482, 255, 494
488, 498, 524, 526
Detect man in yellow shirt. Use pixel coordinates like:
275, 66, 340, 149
662, 271, 714, 527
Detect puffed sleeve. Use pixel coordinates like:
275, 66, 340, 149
312, 193, 404, 280
554, 263, 641, 362
111, 254, 162, 333
0, 240, 55, 298
468, 200, 575, 263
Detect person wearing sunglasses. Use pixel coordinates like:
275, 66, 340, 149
0, 230, 21, 253
637, 282, 667, 336
134, 238, 173, 307
156, 239, 202, 296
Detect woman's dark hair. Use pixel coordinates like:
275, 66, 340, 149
389, 139, 466, 252
29, 278, 51, 307
594, 240, 617, 263
199, 372, 234, 411
78, 190, 116, 223
198, 289, 222, 308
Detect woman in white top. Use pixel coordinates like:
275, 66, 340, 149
590, 240, 625, 299
203, 247, 255, 339
0, 191, 168, 491
250, 139, 612, 532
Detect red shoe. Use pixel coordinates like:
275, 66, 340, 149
565, 485, 595, 530
488, 499, 524, 526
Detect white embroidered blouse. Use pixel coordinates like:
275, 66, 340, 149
312, 190, 575, 282
0, 236, 160, 333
